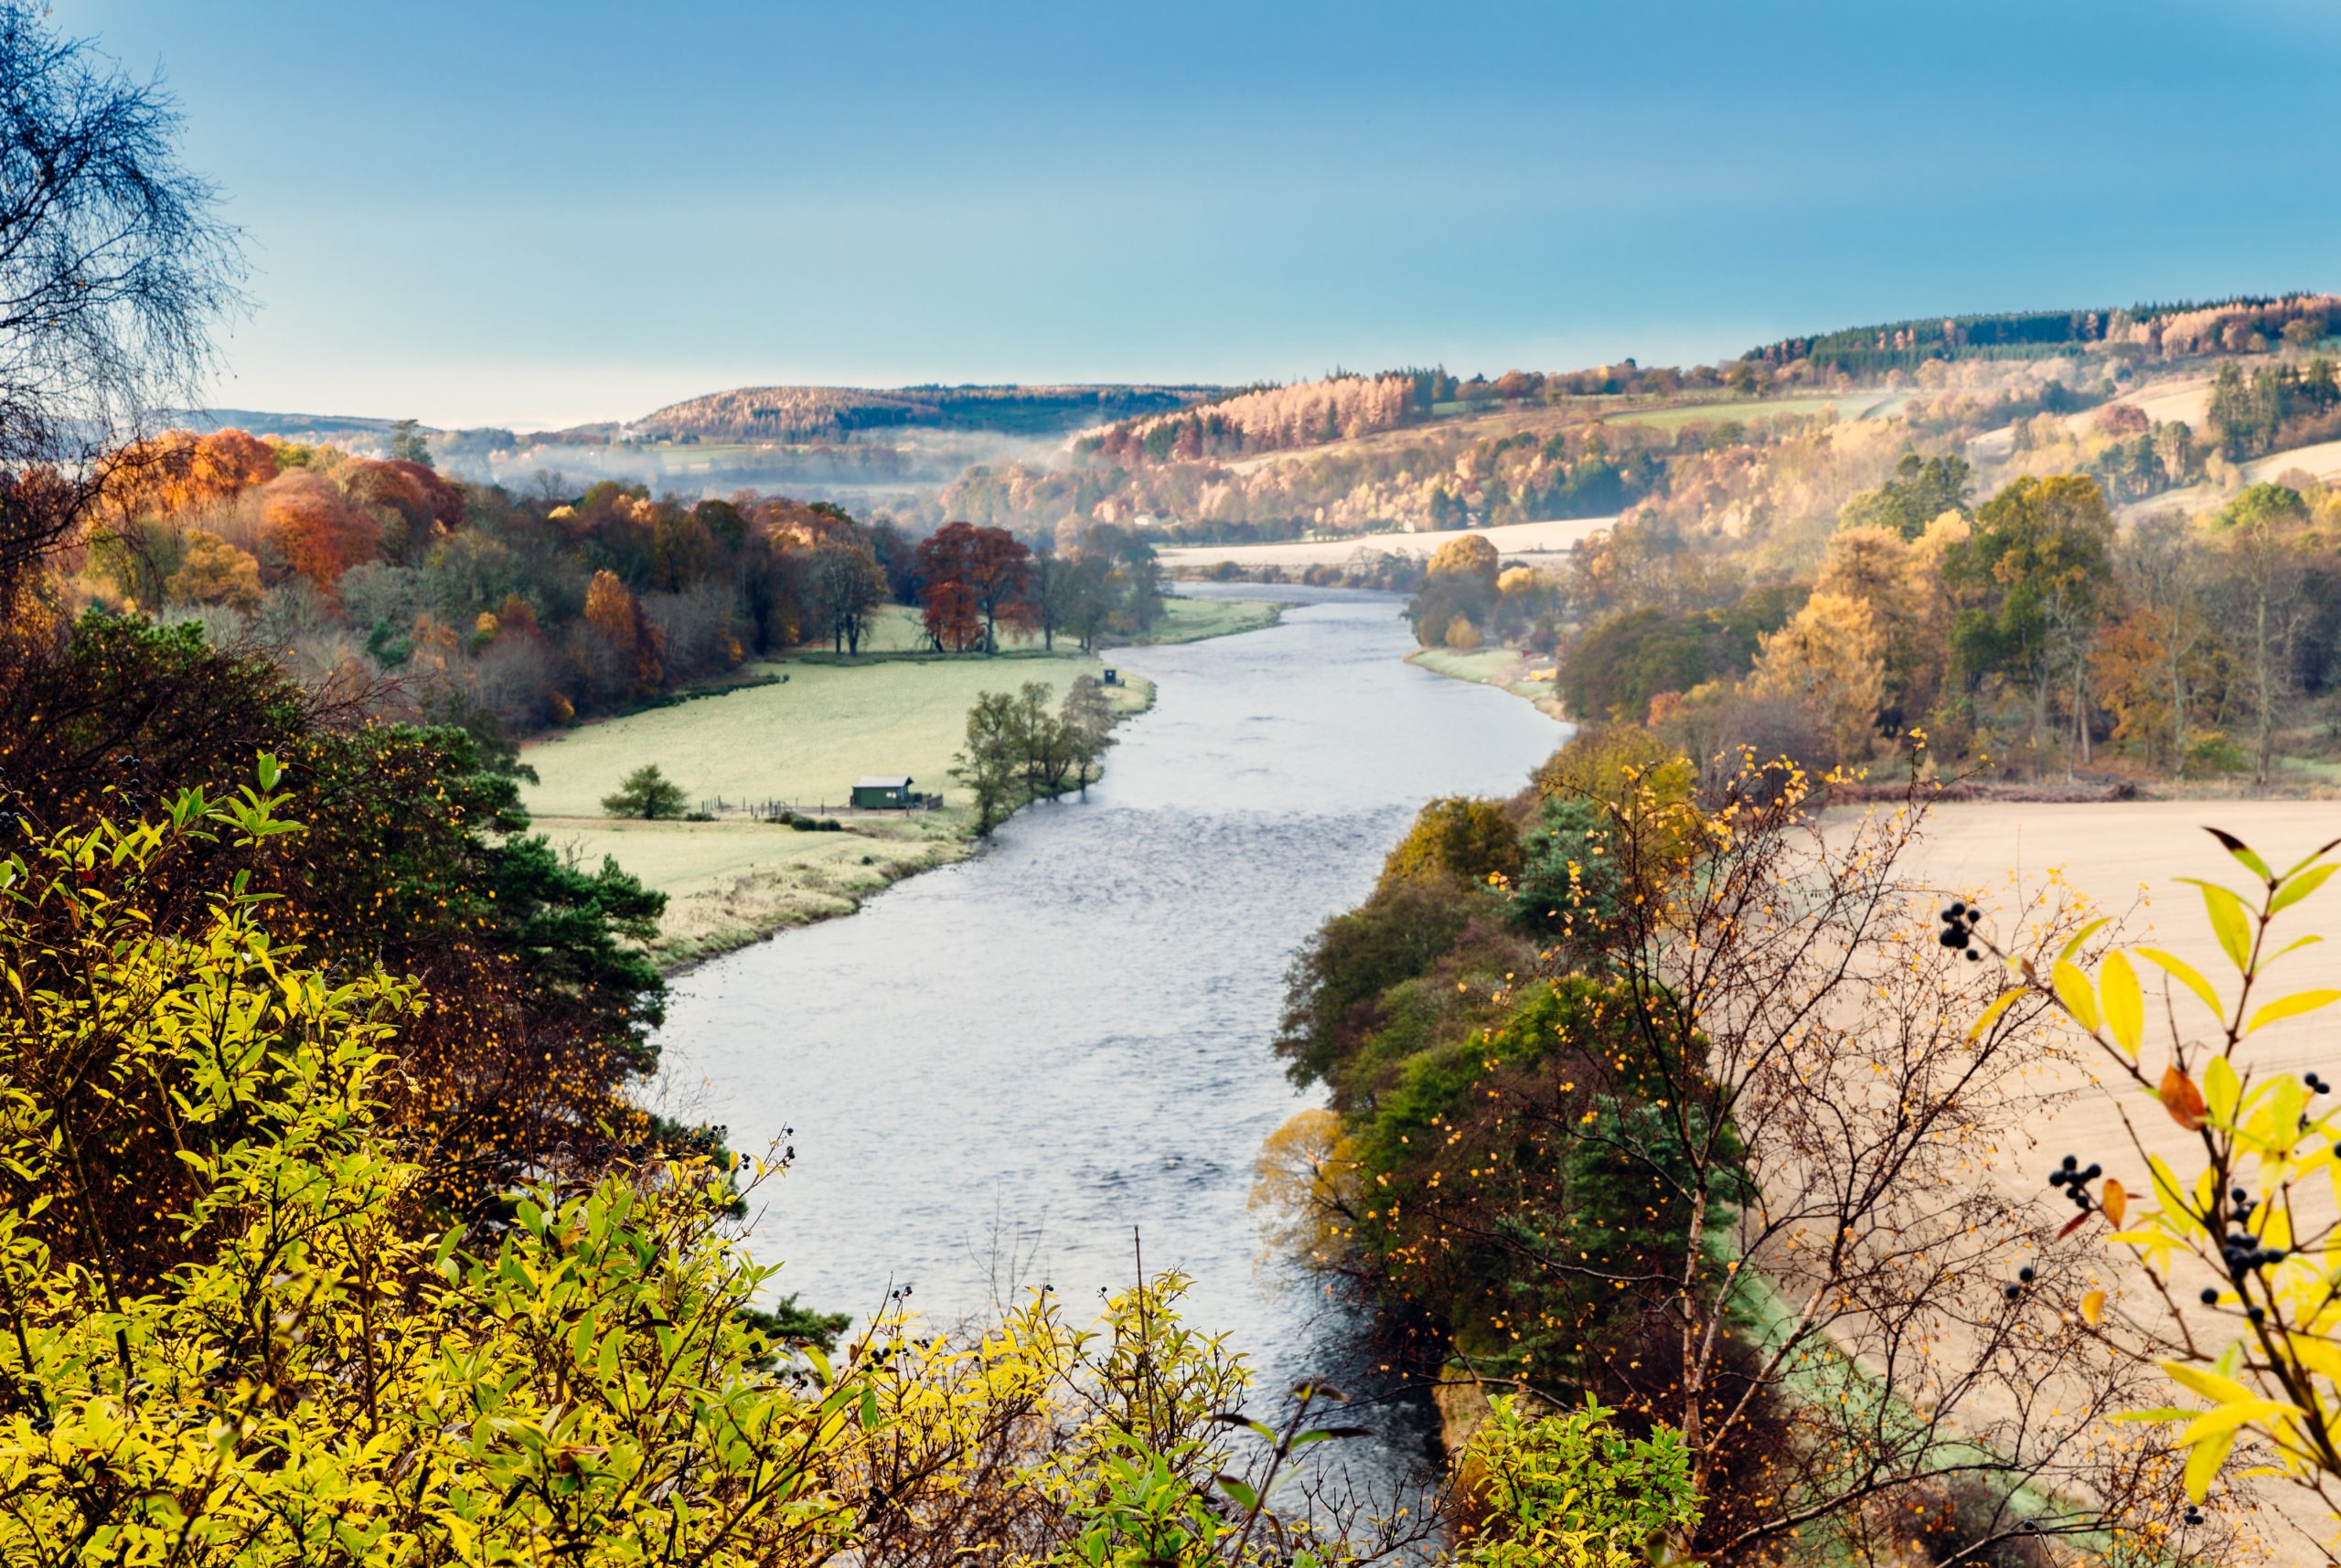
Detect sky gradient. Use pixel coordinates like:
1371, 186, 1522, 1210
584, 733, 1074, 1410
67, 0, 2341, 430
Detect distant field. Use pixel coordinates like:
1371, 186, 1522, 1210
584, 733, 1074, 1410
1218, 391, 1896, 480
1604, 392, 1883, 431
2117, 434, 2341, 519
518, 592, 1295, 963
786, 603, 930, 656
1130, 595, 1282, 644
784, 598, 1280, 657
519, 650, 1151, 964
522, 653, 1137, 818
1158, 516, 1617, 572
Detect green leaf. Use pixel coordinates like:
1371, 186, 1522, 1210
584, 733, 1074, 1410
2135, 947, 2225, 1021
2247, 989, 2341, 1034
2207, 827, 2273, 884
2100, 950, 2144, 1056
859, 1384, 881, 1429
2178, 879, 2255, 972
2271, 862, 2341, 915
1214, 1475, 1258, 1510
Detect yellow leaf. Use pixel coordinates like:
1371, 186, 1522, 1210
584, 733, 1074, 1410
2248, 989, 2341, 1035
2271, 861, 2340, 915
2179, 1398, 2301, 1448
2081, 1289, 2106, 1326
2163, 1360, 2258, 1407
2287, 1336, 2341, 1384
2185, 1427, 2237, 1501
1966, 987, 2022, 1042
2179, 878, 2255, 972
2206, 1056, 2241, 1125
2148, 1155, 2191, 1221
2059, 915, 2111, 962
2100, 950, 2143, 1055
2053, 959, 2100, 1032
2135, 946, 2225, 1022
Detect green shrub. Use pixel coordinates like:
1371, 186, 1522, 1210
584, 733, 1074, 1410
1378, 795, 1521, 891
1459, 1396, 1699, 1567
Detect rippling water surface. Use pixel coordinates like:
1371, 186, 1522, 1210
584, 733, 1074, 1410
654, 585, 1565, 1488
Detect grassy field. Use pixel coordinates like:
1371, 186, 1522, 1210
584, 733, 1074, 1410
523, 653, 1143, 818
1129, 595, 1281, 644
787, 598, 1282, 657
529, 812, 975, 969
517, 592, 1285, 967
1406, 645, 1564, 716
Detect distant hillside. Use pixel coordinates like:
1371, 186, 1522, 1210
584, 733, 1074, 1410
174, 409, 518, 467
1749, 293, 2336, 375
176, 408, 412, 443
627, 383, 1222, 443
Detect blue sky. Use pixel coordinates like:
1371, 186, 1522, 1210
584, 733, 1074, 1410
68, 0, 2341, 429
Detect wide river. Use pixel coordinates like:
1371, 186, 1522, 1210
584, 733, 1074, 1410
654, 585, 1564, 1488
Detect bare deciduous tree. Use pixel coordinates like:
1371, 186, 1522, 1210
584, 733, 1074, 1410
0, 1, 246, 605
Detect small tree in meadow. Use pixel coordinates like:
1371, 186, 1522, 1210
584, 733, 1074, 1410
604, 763, 687, 819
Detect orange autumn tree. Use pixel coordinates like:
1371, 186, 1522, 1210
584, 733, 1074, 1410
343, 456, 465, 559
260, 470, 379, 589
583, 568, 665, 690
104, 427, 278, 519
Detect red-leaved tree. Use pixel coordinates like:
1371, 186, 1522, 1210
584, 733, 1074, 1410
916, 520, 1034, 653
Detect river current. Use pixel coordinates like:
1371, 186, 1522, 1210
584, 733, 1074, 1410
652, 584, 1565, 1489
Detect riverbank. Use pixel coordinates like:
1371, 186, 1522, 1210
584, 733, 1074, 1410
1404, 645, 1566, 720
520, 594, 1278, 971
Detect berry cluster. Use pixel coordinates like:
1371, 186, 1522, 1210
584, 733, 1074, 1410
2307, 1070, 2331, 1095
2003, 1264, 2038, 1301
1938, 901, 1983, 961
2206, 1186, 2284, 1322
2047, 1154, 2100, 1212
2182, 1504, 2206, 1528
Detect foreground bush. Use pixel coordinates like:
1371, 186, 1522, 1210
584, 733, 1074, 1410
0, 773, 1457, 1565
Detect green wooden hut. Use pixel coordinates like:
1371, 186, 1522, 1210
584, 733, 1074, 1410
850, 774, 914, 809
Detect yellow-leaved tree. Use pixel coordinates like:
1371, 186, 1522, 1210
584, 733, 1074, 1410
1972, 826, 2341, 1525
0, 764, 1487, 1566
1746, 587, 1887, 758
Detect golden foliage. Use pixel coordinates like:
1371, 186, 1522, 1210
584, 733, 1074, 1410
162, 526, 262, 612
1428, 530, 1501, 582
1748, 587, 1887, 757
